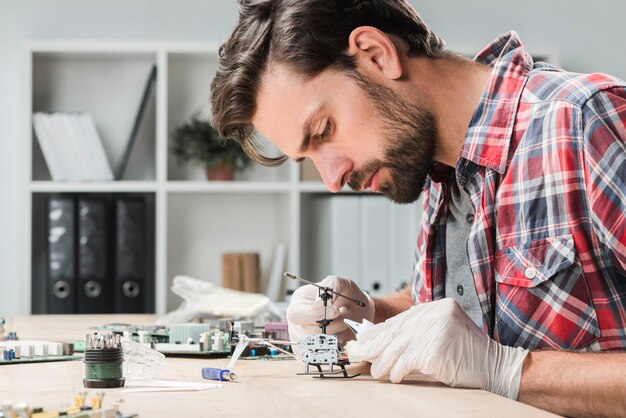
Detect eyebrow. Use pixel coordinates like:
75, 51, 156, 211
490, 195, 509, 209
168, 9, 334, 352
298, 106, 324, 157
293, 124, 310, 163
299, 115, 314, 155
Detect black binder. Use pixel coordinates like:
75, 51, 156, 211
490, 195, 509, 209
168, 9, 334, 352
47, 195, 76, 314
115, 196, 147, 313
77, 196, 113, 313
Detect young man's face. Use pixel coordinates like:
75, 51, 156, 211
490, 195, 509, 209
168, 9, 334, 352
253, 64, 437, 204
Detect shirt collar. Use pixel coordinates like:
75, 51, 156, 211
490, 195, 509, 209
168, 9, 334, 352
429, 31, 533, 184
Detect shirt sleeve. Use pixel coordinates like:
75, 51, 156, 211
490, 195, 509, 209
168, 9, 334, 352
411, 181, 433, 304
582, 87, 626, 271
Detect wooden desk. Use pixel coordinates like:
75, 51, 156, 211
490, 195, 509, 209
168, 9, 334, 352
0, 315, 559, 417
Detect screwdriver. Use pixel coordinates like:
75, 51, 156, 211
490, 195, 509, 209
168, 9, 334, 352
201, 367, 237, 381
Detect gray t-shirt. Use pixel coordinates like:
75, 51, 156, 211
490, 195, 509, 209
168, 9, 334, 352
444, 176, 484, 329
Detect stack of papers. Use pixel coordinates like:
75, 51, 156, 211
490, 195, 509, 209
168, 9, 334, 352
32, 112, 114, 181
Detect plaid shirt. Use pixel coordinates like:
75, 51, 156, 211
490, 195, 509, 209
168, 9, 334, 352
411, 32, 626, 351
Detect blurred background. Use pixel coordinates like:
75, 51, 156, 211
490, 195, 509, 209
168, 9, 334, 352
0, 0, 624, 316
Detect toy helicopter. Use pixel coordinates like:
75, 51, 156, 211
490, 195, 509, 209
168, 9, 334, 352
228, 272, 366, 378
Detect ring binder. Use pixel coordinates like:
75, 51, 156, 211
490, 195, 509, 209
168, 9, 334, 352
47, 195, 76, 314
77, 196, 113, 313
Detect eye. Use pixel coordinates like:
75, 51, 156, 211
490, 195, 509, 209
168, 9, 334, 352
320, 120, 332, 139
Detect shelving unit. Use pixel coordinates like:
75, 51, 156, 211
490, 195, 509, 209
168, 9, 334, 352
22, 41, 423, 315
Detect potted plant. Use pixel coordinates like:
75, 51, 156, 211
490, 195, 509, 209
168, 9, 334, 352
171, 116, 251, 180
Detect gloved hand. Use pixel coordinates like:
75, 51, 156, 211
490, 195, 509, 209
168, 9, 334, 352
286, 275, 375, 345
346, 298, 529, 399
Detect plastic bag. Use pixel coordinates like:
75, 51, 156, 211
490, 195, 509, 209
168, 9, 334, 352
157, 275, 281, 326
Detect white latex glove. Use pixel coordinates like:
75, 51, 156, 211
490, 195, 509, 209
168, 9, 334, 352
346, 298, 529, 399
286, 275, 375, 345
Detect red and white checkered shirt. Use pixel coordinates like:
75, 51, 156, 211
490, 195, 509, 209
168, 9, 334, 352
411, 32, 626, 351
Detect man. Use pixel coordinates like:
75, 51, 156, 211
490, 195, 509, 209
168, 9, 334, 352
210, 1, 626, 416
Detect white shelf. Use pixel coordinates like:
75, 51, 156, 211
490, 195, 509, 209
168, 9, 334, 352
26, 40, 220, 54
23, 40, 422, 316
297, 183, 356, 193
165, 181, 291, 193
30, 181, 159, 193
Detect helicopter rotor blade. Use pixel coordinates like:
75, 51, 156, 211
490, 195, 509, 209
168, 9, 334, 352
284, 272, 366, 307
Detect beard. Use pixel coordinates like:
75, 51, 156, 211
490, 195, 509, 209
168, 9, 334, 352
346, 75, 438, 204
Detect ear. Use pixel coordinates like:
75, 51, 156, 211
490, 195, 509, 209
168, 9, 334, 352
347, 26, 403, 80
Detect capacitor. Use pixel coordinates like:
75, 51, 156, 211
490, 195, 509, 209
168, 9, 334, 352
201, 367, 237, 381
211, 331, 223, 351
138, 330, 151, 344
2, 349, 14, 361
13, 401, 28, 418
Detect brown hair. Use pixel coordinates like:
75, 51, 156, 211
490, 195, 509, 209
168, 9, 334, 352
210, 0, 446, 166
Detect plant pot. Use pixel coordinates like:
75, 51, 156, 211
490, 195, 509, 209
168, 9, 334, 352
205, 165, 234, 181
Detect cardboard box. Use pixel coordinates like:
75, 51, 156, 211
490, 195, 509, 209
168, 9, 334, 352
222, 252, 260, 293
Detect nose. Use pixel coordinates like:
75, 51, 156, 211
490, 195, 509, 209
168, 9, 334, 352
311, 154, 352, 193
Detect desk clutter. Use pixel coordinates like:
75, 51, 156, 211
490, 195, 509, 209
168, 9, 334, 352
91, 320, 291, 361
0, 389, 136, 418
0, 320, 80, 365
0, 338, 78, 365
0, 272, 365, 418
0, 317, 291, 366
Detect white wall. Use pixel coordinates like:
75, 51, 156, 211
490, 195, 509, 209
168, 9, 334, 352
1, 0, 625, 315
414, 0, 626, 79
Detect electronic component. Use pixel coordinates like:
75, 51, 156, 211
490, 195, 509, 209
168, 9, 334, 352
0, 335, 79, 366
297, 334, 355, 378
2, 389, 136, 418
283, 272, 362, 378
201, 367, 237, 381
90, 321, 290, 360
0, 320, 19, 344
228, 329, 298, 369
228, 321, 294, 363
227, 325, 358, 378
169, 323, 213, 345
263, 322, 289, 341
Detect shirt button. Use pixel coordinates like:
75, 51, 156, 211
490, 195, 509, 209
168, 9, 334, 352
466, 213, 474, 224
524, 267, 537, 279
456, 285, 464, 296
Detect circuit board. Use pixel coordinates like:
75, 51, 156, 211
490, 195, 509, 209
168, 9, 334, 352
1, 339, 81, 366
0, 354, 81, 366
90, 321, 294, 360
